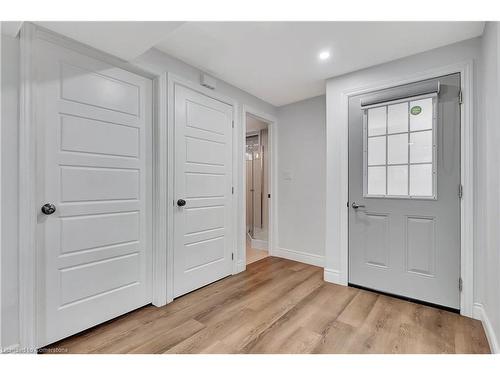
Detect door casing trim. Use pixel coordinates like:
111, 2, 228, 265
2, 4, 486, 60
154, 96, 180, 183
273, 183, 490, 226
325, 60, 474, 317
18, 21, 37, 351
165, 73, 239, 303
241, 106, 278, 270
18, 22, 161, 349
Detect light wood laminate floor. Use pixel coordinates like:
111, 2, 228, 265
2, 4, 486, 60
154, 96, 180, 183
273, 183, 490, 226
246, 238, 268, 265
247, 247, 269, 264
43, 257, 490, 354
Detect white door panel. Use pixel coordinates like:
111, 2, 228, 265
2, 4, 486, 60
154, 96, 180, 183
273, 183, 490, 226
60, 61, 140, 116
60, 167, 139, 202
173, 85, 233, 298
60, 212, 140, 253
35, 38, 152, 347
60, 114, 140, 158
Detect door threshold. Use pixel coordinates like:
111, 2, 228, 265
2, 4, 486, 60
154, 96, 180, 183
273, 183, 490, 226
348, 283, 460, 314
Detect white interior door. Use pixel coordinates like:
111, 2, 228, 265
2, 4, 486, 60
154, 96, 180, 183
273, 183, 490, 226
35, 38, 153, 347
173, 84, 234, 298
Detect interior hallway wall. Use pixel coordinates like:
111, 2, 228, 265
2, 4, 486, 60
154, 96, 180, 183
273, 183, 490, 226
245, 116, 269, 243
131, 48, 277, 116
275, 95, 326, 265
246, 133, 268, 238
477, 21, 500, 352
1, 34, 20, 349
261, 128, 269, 234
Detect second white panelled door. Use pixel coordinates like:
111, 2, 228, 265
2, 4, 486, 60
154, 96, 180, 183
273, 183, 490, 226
173, 84, 234, 298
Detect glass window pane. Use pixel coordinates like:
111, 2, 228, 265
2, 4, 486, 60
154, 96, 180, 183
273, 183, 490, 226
387, 134, 408, 165
368, 166, 386, 195
410, 130, 433, 163
368, 136, 386, 166
367, 107, 386, 136
387, 103, 408, 134
409, 98, 433, 131
410, 164, 433, 196
388, 165, 408, 196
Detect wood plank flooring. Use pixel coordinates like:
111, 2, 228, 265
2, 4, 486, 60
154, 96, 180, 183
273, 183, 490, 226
246, 245, 268, 265
43, 257, 490, 354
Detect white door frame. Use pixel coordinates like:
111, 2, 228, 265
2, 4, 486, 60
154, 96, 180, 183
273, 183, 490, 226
325, 60, 474, 317
0, 21, 3, 350
164, 73, 239, 303
241, 107, 278, 268
18, 23, 165, 349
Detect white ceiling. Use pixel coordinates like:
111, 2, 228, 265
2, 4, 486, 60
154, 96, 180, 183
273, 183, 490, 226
34, 21, 184, 61
13, 21, 485, 106
155, 22, 484, 106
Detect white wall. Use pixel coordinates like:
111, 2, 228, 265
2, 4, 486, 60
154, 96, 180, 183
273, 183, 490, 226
246, 115, 268, 132
131, 48, 277, 116
1, 34, 19, 349
275, 95, 326, 266
0, 23, 2, 349
476, 21, 500, 352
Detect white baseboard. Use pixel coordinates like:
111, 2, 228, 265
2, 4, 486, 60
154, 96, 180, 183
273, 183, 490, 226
235, 260, 246, 274
473, 302, 499, 354
324, 268, 344, 285
273, 247, 324, 267
472, 302, 483, 320
251, 238, 268, 250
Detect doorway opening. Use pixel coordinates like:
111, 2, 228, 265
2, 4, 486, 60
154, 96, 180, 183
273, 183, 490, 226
245, 114, 270, 264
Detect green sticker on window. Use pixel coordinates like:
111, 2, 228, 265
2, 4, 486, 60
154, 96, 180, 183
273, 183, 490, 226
410, 106, 422, 115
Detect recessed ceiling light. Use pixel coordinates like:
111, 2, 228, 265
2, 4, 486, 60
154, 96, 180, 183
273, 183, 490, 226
319, 50, 330, 61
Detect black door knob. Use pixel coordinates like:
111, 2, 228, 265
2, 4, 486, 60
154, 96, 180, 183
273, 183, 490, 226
41, 203, 56, 215
177, 199, 186, 207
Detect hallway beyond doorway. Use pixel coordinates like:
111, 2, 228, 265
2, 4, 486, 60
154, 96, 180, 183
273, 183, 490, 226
246, 237, 268, 265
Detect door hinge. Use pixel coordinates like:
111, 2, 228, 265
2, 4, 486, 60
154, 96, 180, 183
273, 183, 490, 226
458, 184, 463, 199
232, 120, 234, 128
458, 90, 463, 105
232, 186, 234, 194
231, 253, 234, 260
459, 277, 463, 292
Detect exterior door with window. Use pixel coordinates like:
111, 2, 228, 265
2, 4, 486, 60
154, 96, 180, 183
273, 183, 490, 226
348, 74, 461, 309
